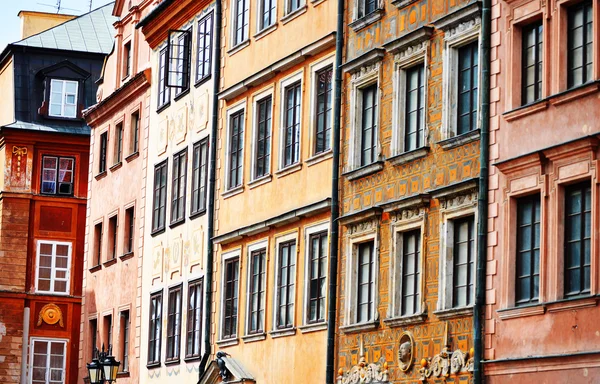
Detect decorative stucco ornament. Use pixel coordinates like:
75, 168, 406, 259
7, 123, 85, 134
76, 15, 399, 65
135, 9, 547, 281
337, 335, 389, 384
37, 304, 64, 327
398, 331, 414, 372
418, 322, 473, 382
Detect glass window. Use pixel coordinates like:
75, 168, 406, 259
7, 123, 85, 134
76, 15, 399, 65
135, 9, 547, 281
108, 215, 117, 260
308, 231, 328, 323
148, 291, 163, 365
36, 241, 71, 295
564, 182, 591, 297
457, 41, 479, 135
233, 0, 249, 46
166, 285, 182, 361
260, 0, 276, 30
191, 139, 209, 215
358, 0, 377, 18
123, 42, 131, 79
222, 258, 240, 339
103, 315, 112, 349
283, 82, 301, 167
228, 111, 244, 190
130, 112, 139, 154
315, 66, 333, 155
157, 48, 171, 109
522, 22, 543, 104
124, 207, 134, 254
452, 216, 475, 307
287, 0, 303, 14
186, 278, 203, 358
248, 249, 266, 333
357, 241, 374, 323
49, 79, 78, 118
360, 84, 378, 166
120, 311, 130, 372
99, 133, 108, 174
30, 339, 66, 384
89, 319, 97, 360
114, 123, 123, 164
94, 223, 102, 266
152, 161, 168, 233
196, 14, 213, 83
254, 96, 272, 179
41, 156, 74, 196
401, 230, 420, 316
171, 149, 187, 224
568, 1, 593, 88
516, 195, 541, 305
276, 240, 296, 328
405, 64, 425, 152
171, 31, 191, 95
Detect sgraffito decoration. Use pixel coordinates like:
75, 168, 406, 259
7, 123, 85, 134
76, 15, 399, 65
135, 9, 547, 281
37, 303, 64, 327
418, 322, 473, 381
337, 335, 389, 384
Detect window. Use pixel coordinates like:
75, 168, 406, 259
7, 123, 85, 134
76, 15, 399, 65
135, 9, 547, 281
276, 240, 296, 329
564, 182, 591, 297
357, 241, 374, 323
516, 195, 540, 305
148, 291, 163, 365
228, 110, 244, 190
49, 79, 78, 118
124, 207, 135, 254
186, 278, 203, 358
233, 0, 249, 46
360, 84, 378, 166
222, 257, 240, 339
567, 0, 593, 88
103, 315, 113, 348
191, 139, 209, 215
41, 156, 74, 196
130, 112, 139, 155
196, 14, 213, 83
248, 249, 266, 334
166, 285, 182, 361
89, 319, 98, 359
357, 0, 377, 18
522, 22, 543, 105
152, 161, 168, 233
315, 66, 333, 154
457, 41, 479, 135
167, 30, 192, 95
114, 123, 123, 164
452, 216, 475, 307
99, 132, 108, 174
254, 96, 272, 179
119, 311, 130, 372
401, 230, 421, 316
30, 339, 66, 384
36, 241, 71, 295
94, 223, 103, 266
259, 0, 276, 30
171, 149, 187, 225
287, 0, 303, 14
123, 42, 132, 79
108, 215, 118, 260
308, 231, 327, 323
404, 65, 425, 152
157, 47, 170, 109
283, 82, 301, 167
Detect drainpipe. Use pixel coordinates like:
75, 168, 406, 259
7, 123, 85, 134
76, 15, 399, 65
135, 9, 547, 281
325, 0, 344, 381
473, 0, 491, 382
20, 306, 30, 384
199, 0, 222, 377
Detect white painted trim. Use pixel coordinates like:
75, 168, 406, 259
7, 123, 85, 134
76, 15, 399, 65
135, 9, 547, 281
224, 100, 247, 191
272, 231, 299, 330
255, 0, 278, 33
308, 55, 335, 156
245, 239, 269, 335
278, 70, 305, 170
302, 221, 330, 325
229, 0, 250, 48
250, 87, 275, 181
219, 249, 242, 341
345, 230, 379, 326
34, 240, 72, 296
29, 337, 68, 384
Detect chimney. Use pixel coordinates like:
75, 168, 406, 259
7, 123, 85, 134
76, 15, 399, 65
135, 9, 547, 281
18, 11, 77, 39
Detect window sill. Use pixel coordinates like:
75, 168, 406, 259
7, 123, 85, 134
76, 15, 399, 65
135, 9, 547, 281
109, 162, 122, 172
125, 151, 139, 162
184, 355, 201, 363
116, 371, 130, 378
305, 150, 333, 167
248, 174, 272, 189
270, 327, 296, 338
497, 303, 545, 320
299, 321, 327, 333
391, 0, 419, 9
174, 87, 191, 102
195, 75, 212, 88
170, 218, 186, 229
222, 185, 244, 199
383, 313, 427, 327
503, 100, 549, 122
216, 338, 239, 348
275, 163, 302, 178
89, 264, 102, 273
311, 0, 327, 6
119, 252, 134, 261
254, 23, 278, 41
242, 332, 267, 343
348, 9, 384, 32
228, 39, 250, 56
164, 358, 181, 366
546, 296, 597, 313
433, 306, 473, 320
94, 171, 107, 181
388, 146, 429, 166
157, 101, 171, 114
281, 5, 308, 25
150, 227, 166, 237
342, 161, 384, 181
438, 129, 480, 150
497, 296, 599, 320
103, 258, 117, 268
190, 208, 207, 220
339, 320, 379, 334
146, 362, 161, 369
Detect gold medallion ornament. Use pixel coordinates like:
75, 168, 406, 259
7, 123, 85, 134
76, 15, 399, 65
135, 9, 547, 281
37, 304, 64, 327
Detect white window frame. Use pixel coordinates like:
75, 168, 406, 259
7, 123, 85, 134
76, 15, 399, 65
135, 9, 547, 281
284, 0, 306, 16
219, 249, 241, 342
245, 239, 269, 335
49, 79, 78, 118
353, 0, 382, 21
35, 240, 72, 295
308, 55, 335, 158
250, 87, 274, 181
440, 16, 482, 140
302, 222, 330, 326
230, 0, 250, 47
278, 71, 304, 170
29, 337, 68, 384
272, 232, 299, 331
224, 100, 247, 192
391, 43, 429, 156
348, 65, 381, 170
256, 0, 277, 32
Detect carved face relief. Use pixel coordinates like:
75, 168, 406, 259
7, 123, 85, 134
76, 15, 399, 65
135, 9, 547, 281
398, 332, 414, 372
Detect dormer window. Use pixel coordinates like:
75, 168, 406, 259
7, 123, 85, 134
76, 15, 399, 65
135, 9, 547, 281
49, 79, 78, 118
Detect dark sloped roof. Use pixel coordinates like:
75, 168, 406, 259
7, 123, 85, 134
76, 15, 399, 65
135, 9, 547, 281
3, 120, 90, 136
13, 3, 118, 54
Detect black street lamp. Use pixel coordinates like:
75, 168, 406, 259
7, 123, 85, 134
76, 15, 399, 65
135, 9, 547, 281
87, 345, 120, 384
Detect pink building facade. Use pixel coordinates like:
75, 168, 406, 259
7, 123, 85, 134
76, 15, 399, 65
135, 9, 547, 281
485, 0, 600, 382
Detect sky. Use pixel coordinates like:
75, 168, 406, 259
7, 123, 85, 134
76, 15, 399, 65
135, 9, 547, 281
0, 0, 115, 50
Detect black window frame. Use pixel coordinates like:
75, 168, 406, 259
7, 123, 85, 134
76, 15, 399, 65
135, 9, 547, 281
233, 0, 249, 46
521, 21, 543, 105
401, 229, 421, 316
191, 138, 209, 217
248, 248, 266, 334
186, 278, 203, 359
120, 310, 130, 373
41, 155, 76, 196
283, 81, 302, 168
123, 41, 132, 79
315, 66, 333, 155
515, 194, 541, 306
196, 13, 213, 85
259, 0, 276, 30
356, 241, 374, 323
456, 41, 479, 135
166, 284, 183, 362
94, 222, 103, 266
108, 215, 118, 261
157, 47, 171, 110
170, 149, 187, 226
115, 122, 123, 165
165, 29, 192, 96
404, 64, 425, 152
222, 257, 240, 339
360, 84, 378, 166
130, 112, 140, 155
276, 240, 296, 329
152, 161, 168, 234
358, 0, 377, 19
287, 0, 303, 14
308, 231, 328, 324
254, 96, 272, 179
148, 291, 163, 366
452, 216, 475, 308
99, 132, 108, 174
567, 0, 593, 89
125, 207, 135, 255
90, 318, 98, 359
564, 181, 591, 298
228, 110, 244, 190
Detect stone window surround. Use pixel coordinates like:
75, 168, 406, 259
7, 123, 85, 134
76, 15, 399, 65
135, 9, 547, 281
218, 248, 242, 345
385, 26, 433, 158
223, 99, 247, 195
434, 2, 482, 141
271, 231, 299, 333
301, 221, 330, 327
495, 139, 599, 318
249, 86, 275, 182
277, 70, 305, 171
348, 0, 385, 32
244, 238, 269, 339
